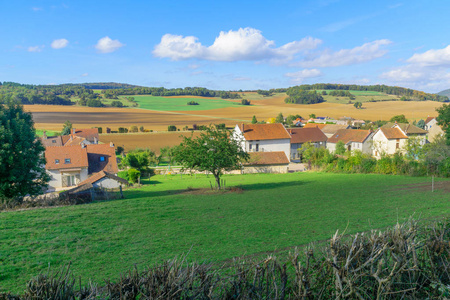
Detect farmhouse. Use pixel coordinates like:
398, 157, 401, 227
382, 123, 428, 145
41, 128, 99, 148
77, 171, 128, 189
424, 117, 438, 131
320, 124, 350, 138
242, 151, 290, 174
287, 127, 327, 160
233, 123, 291, 159
44, 142, 119, 191
327, 129, 374, 154
372, 127, 409, 158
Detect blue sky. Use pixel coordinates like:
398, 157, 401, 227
1, 0, 450, 92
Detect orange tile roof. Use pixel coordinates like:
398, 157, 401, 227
73, 128, 99, 142
86, 143, 118, 174
244, 151, 290, 166
64, 136, 86, 146
77, 171, 128, 186
287, 128, 327, 144
328, 129, 372, 144
303, 123, 327, 129
321, 124, 349, 134
379, 127, 408, 139
240, 123, 291, 140
45, 145, 88, 170
424, 117, 435, 125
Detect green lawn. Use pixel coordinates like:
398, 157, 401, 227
0, 172, 449, 292
130, 95, 241, 111
35, 129, 59, 137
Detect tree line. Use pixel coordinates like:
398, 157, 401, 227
100, 86, 242, 99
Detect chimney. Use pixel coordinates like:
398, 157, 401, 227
110, 142, 114, 148
241, 123, 244, 132
94, 137, 98, 144
43, 130, 47, 140
81, 143, 85, 148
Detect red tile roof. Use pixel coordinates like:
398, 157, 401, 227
287, 128, 327, 144
303, 123, 327, 129
244, 151, 290, 166
73, 128, 99, 142
64, 136, 86, 146
45, 145, 88, 170
328, 129, 372, 144
425, 117, 435, 125
240, 123, 291, 140
86, 143, 118, 174
77, 171, 128, 186
379, 127, 408, 139
321, 124, 349, 135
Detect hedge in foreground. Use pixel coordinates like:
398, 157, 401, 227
1, 218, 449, 299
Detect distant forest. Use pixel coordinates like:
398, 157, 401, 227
0, 81, 447, 106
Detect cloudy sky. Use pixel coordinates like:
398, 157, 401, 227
1, 0, 450, 92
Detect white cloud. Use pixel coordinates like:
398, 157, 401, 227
27, 45, 44, 52
233, 76, 251, 81
381, 44, 450, 92
296, 39, 392, 68
407, 45, 450, 67
95, 36, 124, 53
51, 38, 69, 49
81, 73, 89, 77
32, 7, 43, 11
285, 69, 323, 83
153, 27, 321, 62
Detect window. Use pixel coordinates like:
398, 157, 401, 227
256, 144, 259, 152
52, 140, 56, 143
55, 159, 59, 164
99, 156, 105, 162
64, 158, 71, 164
249, 144, 252, 151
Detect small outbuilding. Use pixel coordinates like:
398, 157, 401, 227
242, 151, 290, 174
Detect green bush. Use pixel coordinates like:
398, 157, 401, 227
127, 168, 140, 183
117, 170, 128, 181
110, 100, 123, 107
168, 125, 177, 132
187, 101, 199, 105
86, 99, 102, 107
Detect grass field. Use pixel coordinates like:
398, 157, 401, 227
0, 172, 448, 292
35, 129, 59, 137
132, 95, 240, 111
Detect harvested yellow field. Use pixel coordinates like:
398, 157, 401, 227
99, 131, 202, 154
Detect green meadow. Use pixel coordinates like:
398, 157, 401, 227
130, 95, 240, 111
0, 172, 448, 292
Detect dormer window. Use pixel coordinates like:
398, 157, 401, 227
99, 156, 105, 162
55, 159, 59, 164
52, 140, 56, 143
64, 158, 71, 164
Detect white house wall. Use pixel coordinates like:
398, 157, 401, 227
246, 138, 291, 159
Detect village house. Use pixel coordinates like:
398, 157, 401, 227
372, 127, 409, 158
41, 128, 99, 148
287, 127, 327, 160
320, 124, 351, 138
382, 123, 428, 144
327, 129, 374, 154
424, 117, 438, 131
45, 142, 119, 191
242, 151, 290, 174
233, 123, 291, 159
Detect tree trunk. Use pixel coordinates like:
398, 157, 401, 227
214, 174, 221, 190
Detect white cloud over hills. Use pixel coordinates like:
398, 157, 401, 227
95, 36, 124, 53
153, 27, 321, 62
285, 69, 323, 83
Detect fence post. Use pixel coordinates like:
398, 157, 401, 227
90, 188, 95, 201
120, 185, 124, 198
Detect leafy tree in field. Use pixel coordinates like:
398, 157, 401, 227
130, 126, 138, 133
251, 115, 258, 124
309, 113, 316, 119
61, 120, 72, 135
168, 125, 177, 131
390, 114, 408, 123
267, 118, 276, 124
416, 119, 425, 129
86, 99, 102, 107
354, 102, 362, 109
139, 126, 144, 132
121, 149, 156, 177
436, 103, 450, 145
241, 99, 251, 105
0, 101, 49, 203
110, 100, 123, 107
275, 112, 284, 124
335, 141, 346, 155
173, 126, 249, 189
